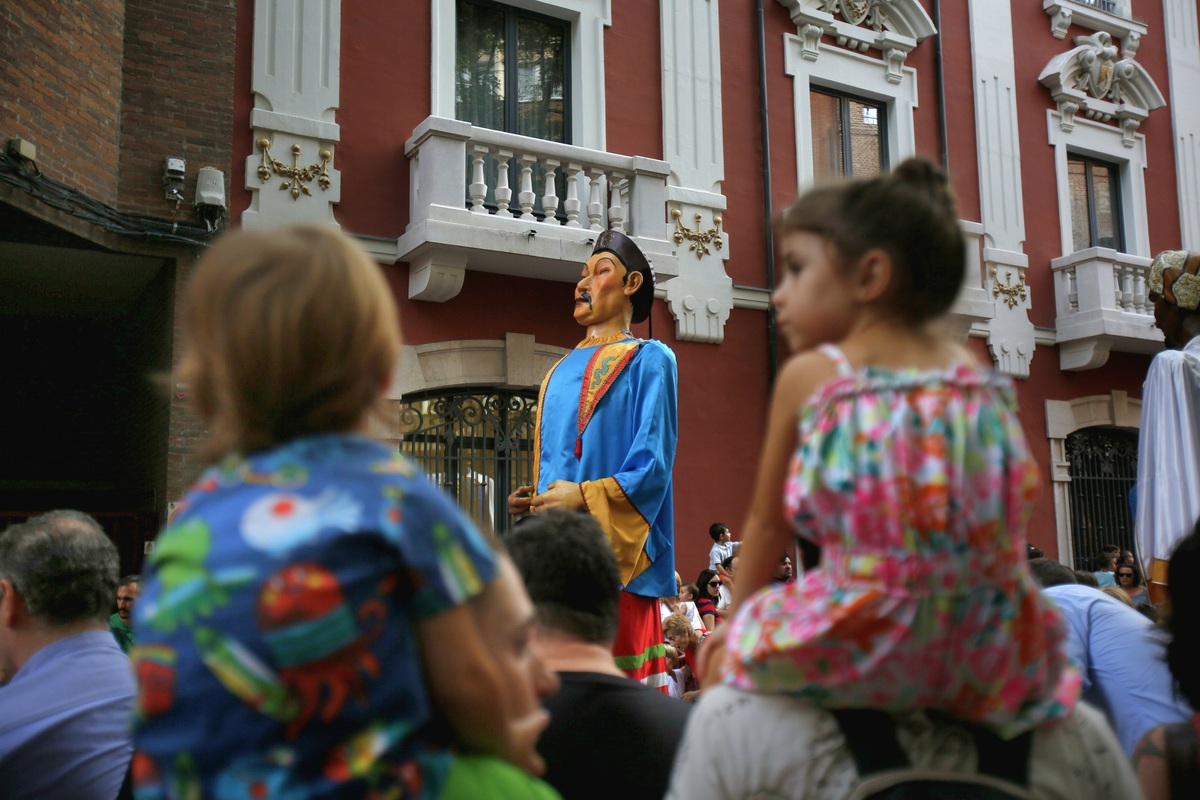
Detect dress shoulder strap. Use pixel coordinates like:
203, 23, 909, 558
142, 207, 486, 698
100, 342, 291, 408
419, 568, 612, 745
818, 343, 855, 377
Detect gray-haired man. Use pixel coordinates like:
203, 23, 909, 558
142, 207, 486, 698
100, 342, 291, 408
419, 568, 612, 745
0, 511, 135, 799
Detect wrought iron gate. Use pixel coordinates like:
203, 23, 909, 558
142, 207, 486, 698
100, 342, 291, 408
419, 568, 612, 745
394, 389, 537, 535
1065, 427, 1138, 570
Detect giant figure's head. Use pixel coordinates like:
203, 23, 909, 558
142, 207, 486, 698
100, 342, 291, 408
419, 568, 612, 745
592, 230, 655, 324
1148, 250, 1200, 348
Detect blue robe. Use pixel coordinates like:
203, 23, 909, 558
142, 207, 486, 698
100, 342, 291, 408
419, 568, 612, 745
533, 333, 677, 600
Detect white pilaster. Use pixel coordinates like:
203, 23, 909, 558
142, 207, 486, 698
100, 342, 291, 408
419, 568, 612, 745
969, 0, 1033, 377
1163, 0, 1200, 251
661, 0, 732, 343
243, 0, 342, 228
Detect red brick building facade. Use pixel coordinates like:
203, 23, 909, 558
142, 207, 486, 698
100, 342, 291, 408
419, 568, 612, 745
3, 0, 1198, 580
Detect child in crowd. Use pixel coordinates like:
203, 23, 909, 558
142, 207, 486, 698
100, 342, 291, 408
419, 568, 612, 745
707, 523, 739, 572
131, 224, 549, 798
662, 613, 701, 700
723, 159, 1079, 737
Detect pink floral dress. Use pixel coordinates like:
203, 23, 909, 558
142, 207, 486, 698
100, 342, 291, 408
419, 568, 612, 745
726, 345, 1080, 737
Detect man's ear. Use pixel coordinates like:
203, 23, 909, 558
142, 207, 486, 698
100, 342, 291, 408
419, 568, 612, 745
623, 268, 643, 297
852, 248, 893, 304
0, 579, 22, 629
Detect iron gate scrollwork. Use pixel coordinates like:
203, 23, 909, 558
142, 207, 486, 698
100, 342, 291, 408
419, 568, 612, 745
1066, 427, 1138, 570
395, 389, 537, 535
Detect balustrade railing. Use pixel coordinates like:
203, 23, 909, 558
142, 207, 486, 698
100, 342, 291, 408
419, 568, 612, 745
1050, 248, 1160, 368
404, 116, 669, 239
1051, 248, 1153, 319
1075, 0, 1117, 13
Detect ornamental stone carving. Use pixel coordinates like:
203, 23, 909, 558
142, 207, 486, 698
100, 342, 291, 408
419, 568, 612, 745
1039, 31, 1165, 146
776, 0, 934, 81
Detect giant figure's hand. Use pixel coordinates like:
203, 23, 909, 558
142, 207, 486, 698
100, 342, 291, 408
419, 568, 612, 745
532, 480, 586, 512
508, 484, 534, 517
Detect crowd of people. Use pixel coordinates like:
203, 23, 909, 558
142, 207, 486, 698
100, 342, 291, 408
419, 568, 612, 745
1, 158, 1197, 799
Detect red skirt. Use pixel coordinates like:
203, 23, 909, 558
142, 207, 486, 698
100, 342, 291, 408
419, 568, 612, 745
612, 592, 668, 693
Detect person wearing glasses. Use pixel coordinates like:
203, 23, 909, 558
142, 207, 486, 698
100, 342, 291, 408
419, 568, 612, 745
694, 570, 723, 631
1116, 564, 1150, 607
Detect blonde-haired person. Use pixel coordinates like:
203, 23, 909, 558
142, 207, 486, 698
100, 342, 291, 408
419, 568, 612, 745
662, 613, 701, 701
1101, 586, 1134, 607
131, 224, 554, 799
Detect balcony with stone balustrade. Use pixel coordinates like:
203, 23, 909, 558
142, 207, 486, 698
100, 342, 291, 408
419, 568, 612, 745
1051, 247, 1163, 369
396, 116, 678, 303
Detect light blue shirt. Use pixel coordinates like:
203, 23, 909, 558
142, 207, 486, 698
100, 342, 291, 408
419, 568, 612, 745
0, 629, 135, 800
1044, 584, 1191, 754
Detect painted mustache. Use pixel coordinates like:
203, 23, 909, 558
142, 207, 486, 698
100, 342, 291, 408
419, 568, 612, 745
578, 290, 593, 308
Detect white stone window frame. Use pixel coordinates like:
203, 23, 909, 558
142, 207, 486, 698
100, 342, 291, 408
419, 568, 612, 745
1046, 110, 1150, 258
784, 35, 918, 192
431, 0, 611, 152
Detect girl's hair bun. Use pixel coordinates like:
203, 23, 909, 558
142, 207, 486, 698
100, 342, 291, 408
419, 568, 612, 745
779, 157, 965, 325
892, 157, 957, 219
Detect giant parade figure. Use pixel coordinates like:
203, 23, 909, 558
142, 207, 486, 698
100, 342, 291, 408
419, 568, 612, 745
508, 230, 678, 692
1136, 250, 1200, 602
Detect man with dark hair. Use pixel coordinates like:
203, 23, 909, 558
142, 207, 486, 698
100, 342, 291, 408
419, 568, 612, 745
0, 510, 135, 799
708, 522, 738, 571
509, 230, 678, 692
507, 510, 689, 800
1029, 557, 1078, 588
110, 574, 140, 654
772, 553, 794, 584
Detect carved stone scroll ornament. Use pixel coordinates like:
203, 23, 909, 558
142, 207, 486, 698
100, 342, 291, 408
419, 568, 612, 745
820, 0, 881, 28
1038, 31, 1165, 145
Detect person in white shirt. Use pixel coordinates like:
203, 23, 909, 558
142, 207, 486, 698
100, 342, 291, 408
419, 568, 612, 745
716, 555, 737, 611
707, 523, 739, 572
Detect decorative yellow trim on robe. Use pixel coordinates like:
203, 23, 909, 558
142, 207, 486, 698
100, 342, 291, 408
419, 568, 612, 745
581, 476, 653, 587
575, 341, 639, 458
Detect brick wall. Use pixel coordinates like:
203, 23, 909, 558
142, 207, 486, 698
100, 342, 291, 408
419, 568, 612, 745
117, 0, 237, 220
165, 257, 207, 508
0, 0, 126, 205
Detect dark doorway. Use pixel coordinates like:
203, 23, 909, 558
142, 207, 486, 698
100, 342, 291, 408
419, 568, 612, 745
0, 204, 173, 576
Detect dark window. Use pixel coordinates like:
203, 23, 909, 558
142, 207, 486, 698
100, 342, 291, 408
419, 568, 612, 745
1066, 427, 1138, 570
1068, 155, 1123, 251
456, 0, 569, 142
394, 389, 537, 535
810, 88, 887, 183
455, 0, 570, 217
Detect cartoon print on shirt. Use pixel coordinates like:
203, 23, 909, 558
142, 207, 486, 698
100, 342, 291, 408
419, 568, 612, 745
141, 519, 257, 632
241, 490, 363, 556
256, 563, 386, 739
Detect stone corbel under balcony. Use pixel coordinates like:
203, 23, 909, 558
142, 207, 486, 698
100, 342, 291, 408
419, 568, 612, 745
1043, 0, 1145, 57
1051, 247, 1163, 370
396, 116, 678, 303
